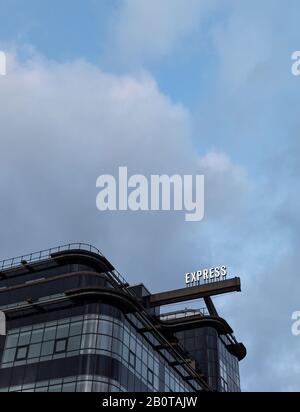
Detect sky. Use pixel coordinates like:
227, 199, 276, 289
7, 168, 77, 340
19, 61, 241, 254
0, 0, 300, 391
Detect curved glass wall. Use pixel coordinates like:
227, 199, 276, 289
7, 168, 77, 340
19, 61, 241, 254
0, 307, 193, 392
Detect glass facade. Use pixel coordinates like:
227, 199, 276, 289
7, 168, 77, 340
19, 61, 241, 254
175, 327, 240, 392
0, 375, 127, 393
0, 308, 193, 392
218, 336, 240, 392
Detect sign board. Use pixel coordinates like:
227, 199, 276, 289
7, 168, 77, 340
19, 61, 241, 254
185, 266, 227, 286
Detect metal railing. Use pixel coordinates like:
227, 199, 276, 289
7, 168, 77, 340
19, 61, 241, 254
110, 269, 130, 287
0, 243, 103, 272
159, 307, 208, 321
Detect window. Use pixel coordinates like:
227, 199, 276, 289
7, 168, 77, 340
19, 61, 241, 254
62, 382, 76, 392
100, 335, 112, 351
18, 332, 30, 346
81, 334, 97, 349
67, 336, 81, 352
123, 330, 130, 347
98, 320, 113, 336
69, 322, 82, 336
136, 342, 142, 359
54, 338, 68, 354
5, 334, 18, 348
44, 326, 56, 341
129, 350, 136, 368
41, 340, 54, 356
15, 345, 29, 361
28, 343, 42, 359
122, 345, 129, 362
56, 324, 69, 339
83, 320, 98, 335
136, 358, 142, 375
2, 348, 16, 363
30, 329, 44, 344
147, 368, 154, 386
111, 338, 121, 356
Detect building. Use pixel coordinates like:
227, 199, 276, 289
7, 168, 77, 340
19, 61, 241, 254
0, 243, 246, 392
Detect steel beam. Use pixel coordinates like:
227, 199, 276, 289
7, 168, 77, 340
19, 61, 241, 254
149, 277, 241, 307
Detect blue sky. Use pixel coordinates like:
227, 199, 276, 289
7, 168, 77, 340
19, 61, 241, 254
0, 0, 216, 105
0, 1, 114, 61
1, 0, 300, 391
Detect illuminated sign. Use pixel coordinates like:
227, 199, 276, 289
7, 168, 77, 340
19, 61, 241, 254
185, 266, 227, 286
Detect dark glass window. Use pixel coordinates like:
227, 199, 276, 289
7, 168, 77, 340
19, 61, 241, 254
82, 333, 97, 349
41, 340, 54, 356
31, 329, 44, 344
18, 332, 31, 346
83, 320, 97, 334
15, 345, 29, 361
147, 368, 154, 385
28, 343, 42, 359
2, 348, 16, 363
54, 338, 68, 354
56, 324, 69, 339
5, 334, 18, 348
67, 336, 81, 351
99, 320, 113, 336
44, 326, 56, 341
69, 322, 82, 336
129, 350, 136, 368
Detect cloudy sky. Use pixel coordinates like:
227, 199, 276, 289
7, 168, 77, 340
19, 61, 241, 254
0, 0, 299, 391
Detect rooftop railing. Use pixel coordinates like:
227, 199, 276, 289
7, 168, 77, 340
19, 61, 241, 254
159, 307, 208, 320
0, 243, 103, 272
